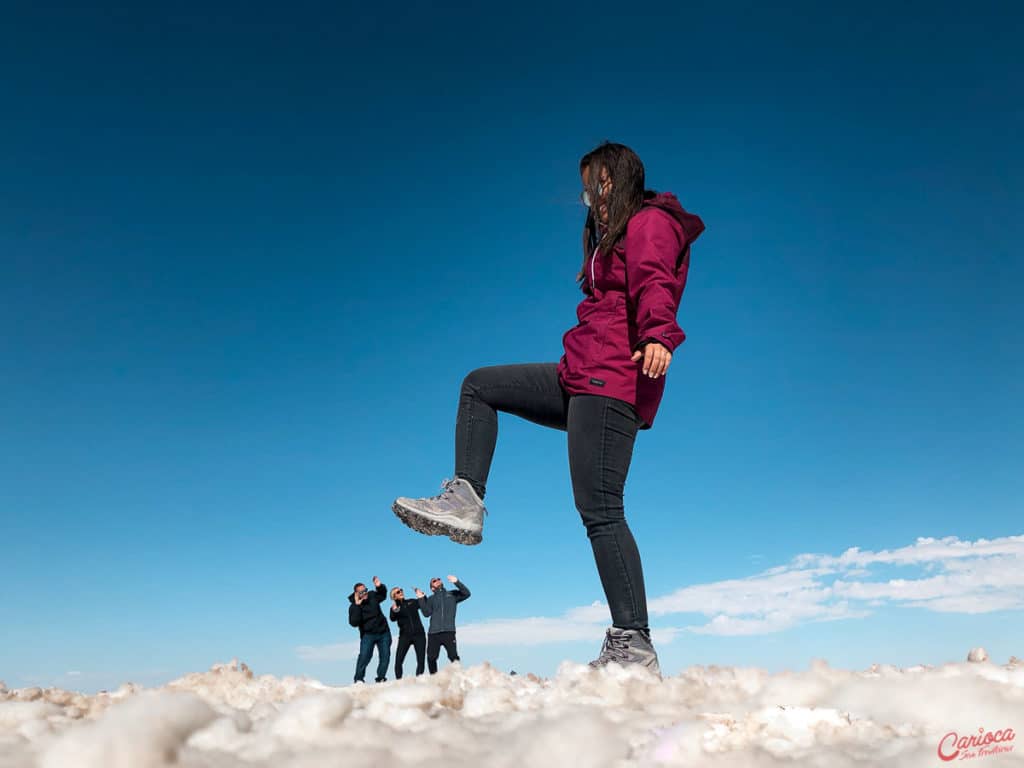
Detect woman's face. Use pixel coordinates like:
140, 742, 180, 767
582, 165, 612, 224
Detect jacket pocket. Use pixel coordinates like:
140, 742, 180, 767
595, 295, 625, 360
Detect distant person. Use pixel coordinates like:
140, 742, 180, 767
389, 586, 426, 678
415, 575, 470, 673
392, 142, 703, 676
348, 576, 391, 683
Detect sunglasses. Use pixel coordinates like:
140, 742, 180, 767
356, 588, 368, 596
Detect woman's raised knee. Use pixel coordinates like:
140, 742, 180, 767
461, 367, 488, 395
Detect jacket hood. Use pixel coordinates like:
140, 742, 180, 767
642, 191, 705, 245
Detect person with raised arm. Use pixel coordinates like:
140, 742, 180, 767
347, 576, 391, 683
389, 585, 426, 678
415, 575, 470, 673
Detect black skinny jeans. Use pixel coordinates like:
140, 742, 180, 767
394, 633, 425, 678
454, 363, 648, 630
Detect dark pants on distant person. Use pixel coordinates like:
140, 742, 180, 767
354, 630, 391, 683
455, 363, 648, 630
427, 631, 459, 674
395, 632, 426, 678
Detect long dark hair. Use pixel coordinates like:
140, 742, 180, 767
577, 142, 646, 282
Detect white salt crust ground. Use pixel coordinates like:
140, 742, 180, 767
1, 651, 1021, 768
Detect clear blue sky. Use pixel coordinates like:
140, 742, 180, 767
2, 1, 1021, 691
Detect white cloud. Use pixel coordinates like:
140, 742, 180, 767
904, 593, 1024, 614
687, 614, 790, 636
828, 543, 1024, 613
685, 602, 871, 636
672, 534, 1024, 636
800, 535, 1024, 570
650, 627, 683, 645
649, 569, 830, 617
459, 617, 606, 646
564, 601, 610, 624
295, 642, 361, 662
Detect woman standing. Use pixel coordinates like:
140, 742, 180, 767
389, 586, 426, 678
392, 142, 704, 674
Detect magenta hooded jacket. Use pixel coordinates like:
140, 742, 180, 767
557, 192, 704, 429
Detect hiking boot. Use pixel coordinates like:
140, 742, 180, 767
392, 478, 486, 545
589, 627, 662, 678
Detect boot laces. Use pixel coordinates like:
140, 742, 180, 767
593, 630, 631, 666
432, 478, 458, 501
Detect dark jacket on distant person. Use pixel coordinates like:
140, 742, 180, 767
418, 580, 471, 634
389, 598, 426, 637
347, 583, 389, 637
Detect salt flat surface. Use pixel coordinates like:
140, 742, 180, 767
1, 651, 1021, 767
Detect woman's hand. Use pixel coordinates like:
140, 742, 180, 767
631, 341, 672, 379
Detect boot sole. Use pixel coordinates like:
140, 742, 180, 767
391, 501, 483, 546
